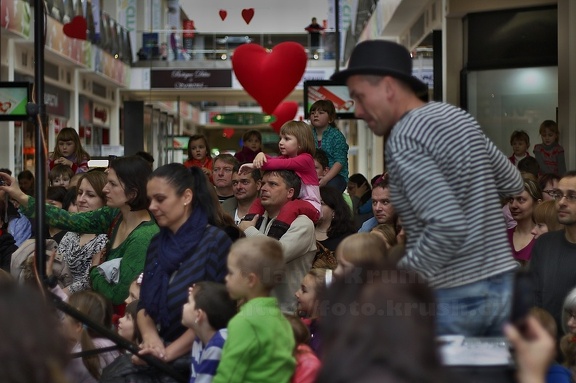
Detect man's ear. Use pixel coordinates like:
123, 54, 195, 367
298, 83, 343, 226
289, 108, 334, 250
287, 187, 295, 200
256, 180, 262, 190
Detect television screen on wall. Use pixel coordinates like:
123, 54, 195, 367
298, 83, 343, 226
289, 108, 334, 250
303, 80, 356, 119
0, 82, 31, 121
466, 6, 557, 69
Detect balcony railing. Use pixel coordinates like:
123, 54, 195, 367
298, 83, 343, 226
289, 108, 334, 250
133, 30, 339, 65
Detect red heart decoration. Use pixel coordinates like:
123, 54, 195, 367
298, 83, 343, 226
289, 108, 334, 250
241, 8, 255, 24
63, 15, 87, 40
232, 42, 307, 114
223, 128, 235, 138
270, 102, 299, 133
219, 9, 227, 21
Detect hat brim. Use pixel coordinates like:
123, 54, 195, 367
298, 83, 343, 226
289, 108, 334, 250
331, 67, 427, 94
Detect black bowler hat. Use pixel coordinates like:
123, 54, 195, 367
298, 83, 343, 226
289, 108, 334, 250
331, 40, 427, 93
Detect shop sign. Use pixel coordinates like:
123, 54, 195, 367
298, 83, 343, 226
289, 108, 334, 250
151, 69, 232, 89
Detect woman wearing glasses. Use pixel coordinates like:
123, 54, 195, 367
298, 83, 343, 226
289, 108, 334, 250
507, 178, 543, 267
539, 173, 561, 202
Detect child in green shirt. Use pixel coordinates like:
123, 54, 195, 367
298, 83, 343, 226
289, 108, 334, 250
213, 237, 296, 383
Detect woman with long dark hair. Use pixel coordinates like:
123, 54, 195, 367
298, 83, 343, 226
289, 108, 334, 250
135, 164, 232, 376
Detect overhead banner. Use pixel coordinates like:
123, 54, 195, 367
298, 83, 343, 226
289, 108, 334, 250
151, 69, 232, 89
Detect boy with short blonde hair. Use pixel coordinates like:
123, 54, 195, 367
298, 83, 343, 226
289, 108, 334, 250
213, 236, 295, 383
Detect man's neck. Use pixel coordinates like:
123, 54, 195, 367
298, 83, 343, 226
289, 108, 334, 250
216, 186, 233, 198
565, 226, 576, 244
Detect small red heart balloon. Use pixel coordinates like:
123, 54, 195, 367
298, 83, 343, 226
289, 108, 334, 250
63, 15, 87, 40
232, 42, 307, 114
241, 8, 255, 24
219, 9, 227, 21
270, 101, 299, 133
223, 128, 235, 138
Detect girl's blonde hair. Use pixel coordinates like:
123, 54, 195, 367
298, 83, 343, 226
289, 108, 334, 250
279, 121, 316, 156
68, 291, 113, 380
52, 127, 90, 164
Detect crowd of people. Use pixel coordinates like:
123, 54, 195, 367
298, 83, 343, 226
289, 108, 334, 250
0, 39, 571, 383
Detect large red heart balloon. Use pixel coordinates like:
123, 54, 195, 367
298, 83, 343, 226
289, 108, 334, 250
63, 15, 87, 40
219, 9, 227, 21
241, 8, 254, 24
270, 101, 298, 133
232, 42, 307, 114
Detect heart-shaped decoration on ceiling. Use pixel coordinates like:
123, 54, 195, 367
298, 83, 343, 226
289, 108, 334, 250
241, 8, 255, 24
219, 9, 227, 21
270, 101, 299, 133
232, 42, 307, 114
63, 15, 87, 40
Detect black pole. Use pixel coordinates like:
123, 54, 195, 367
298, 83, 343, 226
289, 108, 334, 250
33, 0, 46, 283
335, 0, 340, 72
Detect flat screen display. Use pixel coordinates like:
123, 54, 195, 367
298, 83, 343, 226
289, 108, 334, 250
0, 82, 31, 121
303, 80, 356, 119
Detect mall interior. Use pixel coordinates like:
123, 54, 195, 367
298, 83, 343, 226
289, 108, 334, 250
0, 0, 574, 180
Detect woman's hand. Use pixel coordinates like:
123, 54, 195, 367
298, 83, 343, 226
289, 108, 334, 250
132, 335, 166, 365
253, 152, 267, 169
0, 172, 29, 207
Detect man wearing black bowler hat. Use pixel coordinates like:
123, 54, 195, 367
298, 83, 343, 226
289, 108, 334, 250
332, 40, 524, 337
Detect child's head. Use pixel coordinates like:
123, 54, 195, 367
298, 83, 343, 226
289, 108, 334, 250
63, 186, 78, 212
64, 291, 113, 380
187, 134, 210, 161
68, 173, 82, 189
509, 130, 530, 157
46, 186, 68, 209
242, 130, 262, 152
118, 300, 142, 344
17, 170, 34, 194
182, 281, 237, 333
539, 120, 559, 145
532, 200, 563, 239
225, 236, 285, 300
370, 224, 398, 249
309, 100, 336, 129
54, 127, 89, 161
125, 273, 143, 304
295, 268, 328, 318
279, 121, 315, 157
518, 156, 540, 179
313, 148, 330, 181
49, 164, 74, 187
334, 233, 389, 278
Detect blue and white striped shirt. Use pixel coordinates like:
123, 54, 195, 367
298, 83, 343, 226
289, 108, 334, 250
190, 329, 228, 383
387, 102, 523, 288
